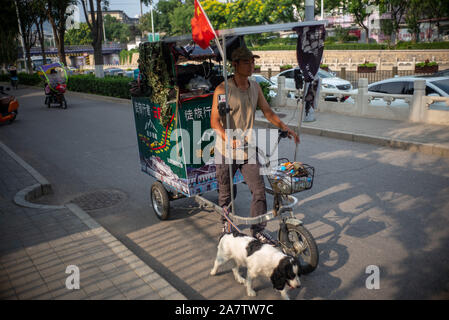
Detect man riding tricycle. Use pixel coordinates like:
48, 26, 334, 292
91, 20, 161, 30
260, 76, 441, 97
130, 20, 326, 275
37, 62, 68, 109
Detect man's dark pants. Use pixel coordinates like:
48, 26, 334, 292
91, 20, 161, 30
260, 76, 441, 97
215, 153, 267, 235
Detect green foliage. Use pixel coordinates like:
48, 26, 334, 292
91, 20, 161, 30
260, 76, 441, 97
415, 60, 438, 67
259, 81, 271, 104
324, 43, 387, 50
104, 14, 131, 43
395, 41, 449, 50
169, 3, 194, 35
0, 73, 42, 85
140, 0, 300, 37
67, 74, 131, 99
65, 23, 93, 45
0, 0, 19, 65
358, 62, 376, 67
20, 73, 42, 85
251, 39, 449, 51
119, 49, 139, 65
138, 42, 174, 127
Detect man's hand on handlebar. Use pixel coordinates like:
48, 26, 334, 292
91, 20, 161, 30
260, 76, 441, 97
280, 127, 300, 144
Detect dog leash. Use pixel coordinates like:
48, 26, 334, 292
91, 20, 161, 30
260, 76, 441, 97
222, 206, 242, 234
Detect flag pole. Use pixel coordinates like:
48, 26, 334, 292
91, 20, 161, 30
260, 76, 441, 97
195, 0, 234, 217
196, 0, 224, 58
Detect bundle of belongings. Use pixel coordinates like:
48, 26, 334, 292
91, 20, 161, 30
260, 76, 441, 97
268, 161, 312, 194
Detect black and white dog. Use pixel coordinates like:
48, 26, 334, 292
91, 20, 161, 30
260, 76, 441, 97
210, 231, 301, 300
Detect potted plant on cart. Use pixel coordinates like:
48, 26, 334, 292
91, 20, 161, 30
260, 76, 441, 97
415, 60, 438, 74
280, 64, 293, 72
357, 62, 377, 73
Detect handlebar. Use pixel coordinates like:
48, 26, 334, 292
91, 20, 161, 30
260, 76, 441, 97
278, 129, 289, 141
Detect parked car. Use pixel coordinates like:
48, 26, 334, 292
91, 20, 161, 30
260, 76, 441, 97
431, 68, 449, 77
270, 68, 354, 101
104, 67, 124, 76
249, 74, 277, 97
367, 76, 449, 109
66, 66, 79, 75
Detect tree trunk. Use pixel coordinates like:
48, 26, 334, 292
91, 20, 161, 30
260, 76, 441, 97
93, 40, 104, 77
58, 31, 67, 66
38, 20, 46, 63
25, 45, 33, 74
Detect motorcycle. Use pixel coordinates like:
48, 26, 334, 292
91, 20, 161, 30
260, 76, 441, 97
37, 62, 68, 109
44, 82, 67, 109
0, 86, 19, 124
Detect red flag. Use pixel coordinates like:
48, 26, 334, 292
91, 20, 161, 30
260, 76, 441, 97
191, 0, 215, 49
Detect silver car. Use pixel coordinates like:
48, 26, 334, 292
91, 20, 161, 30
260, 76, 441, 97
367, 76, 449, 109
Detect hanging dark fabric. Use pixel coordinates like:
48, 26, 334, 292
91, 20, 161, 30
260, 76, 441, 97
293, 25, 326, 83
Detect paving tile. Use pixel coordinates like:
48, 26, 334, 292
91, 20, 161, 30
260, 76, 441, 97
0, 145, 185, 300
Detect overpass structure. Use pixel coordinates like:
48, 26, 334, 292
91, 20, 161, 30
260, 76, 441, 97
21, 43, 124, 67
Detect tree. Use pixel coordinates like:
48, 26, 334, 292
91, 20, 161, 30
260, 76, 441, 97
0, 0, 19, 67
16, 0, 38, 73
104, 14, 130, 43
346, 0, 375, 43
47, 0, 76, 66
139, 0, 181, 35
34, 0, 48, 63
405, 0, 422, 43
65, 22, 93, 45
420, 0, 449, 41
378, 0, 408, 45
80, 0, 108, 77
169, 2, 194, 35
201, 0, 227, 30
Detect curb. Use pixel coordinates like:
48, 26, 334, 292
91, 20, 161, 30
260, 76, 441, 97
0, 141, 64, 209
66, 90, 131, 105
0, 140, 187, 300
254, 119, 449, 158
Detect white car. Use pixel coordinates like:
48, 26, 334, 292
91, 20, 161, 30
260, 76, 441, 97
250, 74, 277, 97
367, 76, 449, 109
270, 68, 354, 101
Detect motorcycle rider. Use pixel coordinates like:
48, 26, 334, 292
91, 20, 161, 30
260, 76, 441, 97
45, 69, 62, 94
8, 65, 18, 89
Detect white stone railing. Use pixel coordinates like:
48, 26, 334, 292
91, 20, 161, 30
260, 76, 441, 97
272, 77, 449, 125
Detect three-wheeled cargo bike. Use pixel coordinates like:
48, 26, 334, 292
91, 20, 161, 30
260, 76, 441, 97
130, 21, 326, 274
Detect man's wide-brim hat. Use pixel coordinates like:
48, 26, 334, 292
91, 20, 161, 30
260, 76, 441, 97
231, 47, 260, 61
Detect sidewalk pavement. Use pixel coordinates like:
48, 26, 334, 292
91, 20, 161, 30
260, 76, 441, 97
0, 141, 185, 300
255, 108, 449, 158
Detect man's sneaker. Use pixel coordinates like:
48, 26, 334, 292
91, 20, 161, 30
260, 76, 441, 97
254, 230, 278, 246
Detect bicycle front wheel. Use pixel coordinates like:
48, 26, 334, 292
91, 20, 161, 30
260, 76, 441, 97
278, 223, 319, 274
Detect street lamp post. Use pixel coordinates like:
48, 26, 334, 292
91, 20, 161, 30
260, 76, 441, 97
305, 0, 314, 21
150, 2, 154, 41
321, 0, 324, 20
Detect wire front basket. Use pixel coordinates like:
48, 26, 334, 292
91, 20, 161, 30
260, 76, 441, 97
267, 159, 315, 195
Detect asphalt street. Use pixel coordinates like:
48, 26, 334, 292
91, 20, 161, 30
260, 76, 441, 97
1, 86, 449, 299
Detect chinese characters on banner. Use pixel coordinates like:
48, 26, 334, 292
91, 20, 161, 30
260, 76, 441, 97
184, 105, 212, 121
